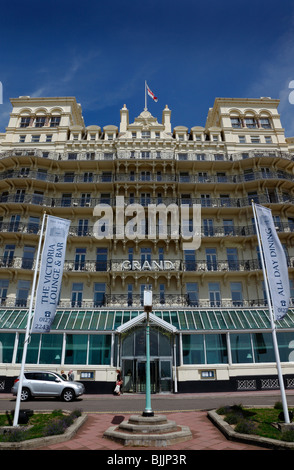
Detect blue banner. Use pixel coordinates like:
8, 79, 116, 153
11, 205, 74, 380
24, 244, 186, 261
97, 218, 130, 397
31, 215, 70, 333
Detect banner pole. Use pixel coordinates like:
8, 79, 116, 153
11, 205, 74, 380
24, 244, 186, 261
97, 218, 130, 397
252, 202, 290, 424
13, 213, 47, 426
145, 81, 147, 110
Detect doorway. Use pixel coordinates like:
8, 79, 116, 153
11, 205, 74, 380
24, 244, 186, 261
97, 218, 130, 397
122, 358, 172, 393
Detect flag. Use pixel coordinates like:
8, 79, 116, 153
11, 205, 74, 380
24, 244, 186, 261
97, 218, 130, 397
254, 203, 290, 320
146, 83, 158, 102
31, 215, 70, 333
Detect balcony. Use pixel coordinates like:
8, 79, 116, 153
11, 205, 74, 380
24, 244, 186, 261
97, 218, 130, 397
1, 148, 293, 164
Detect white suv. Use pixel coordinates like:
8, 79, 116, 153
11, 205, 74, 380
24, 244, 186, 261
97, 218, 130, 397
11, 371, 85, 402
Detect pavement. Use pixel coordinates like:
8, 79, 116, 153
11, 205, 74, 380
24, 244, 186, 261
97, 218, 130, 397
36, 410, 269, 452
3, 391, 294, 452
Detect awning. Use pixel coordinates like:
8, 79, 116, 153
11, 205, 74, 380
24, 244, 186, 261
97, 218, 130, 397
1, 308, 294, 332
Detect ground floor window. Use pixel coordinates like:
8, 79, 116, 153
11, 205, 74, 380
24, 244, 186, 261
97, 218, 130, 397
182, 334, 227, 364
0, 332, 15, 363
14, 333, 111, 365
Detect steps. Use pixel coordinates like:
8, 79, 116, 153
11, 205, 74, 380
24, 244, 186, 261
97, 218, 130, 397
103, 414, 192, 447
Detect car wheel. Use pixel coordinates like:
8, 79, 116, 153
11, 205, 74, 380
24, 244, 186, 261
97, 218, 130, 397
20, 387, 31, 402
62, 388, 75, 402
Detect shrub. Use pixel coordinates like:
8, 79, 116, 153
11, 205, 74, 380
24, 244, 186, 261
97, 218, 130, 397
235, 419, 257, 435
3, 428, 26, 442
281, 430, 294, 442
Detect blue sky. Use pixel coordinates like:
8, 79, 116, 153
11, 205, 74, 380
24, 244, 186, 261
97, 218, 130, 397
1, 0, 294, 135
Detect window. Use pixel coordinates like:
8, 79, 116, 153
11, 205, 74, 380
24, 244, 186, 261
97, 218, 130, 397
78, 219, 89, 236
22, 245, 35, 269
0, 332, 15, 363
65, 334, 87, 364
35, 117, 46, 127
31, 135, 40, 142
28, 216, 39, 234
251, 135, 260, 144
239, 135, 246, 143
227, 248, 239, 270
159, 283, 165, 304
186, 282, 198, 306
61, 193, 72, 207
50, 116, 60, 127
260, 118, 271, 129
16, 280, 30, 307
201, 194, 211, 207
141, 247, 151, 264
32, 191, 44, 205
0, 280, 9, 305
206, 248, 217, 271
94, 283, 105, 306
9, 215, 20, 232
96, 248, 107, 271
203, 219, 214, 236
19, 135, 26, 143
265, 136, 272, 144
127, 284, 133, 306
75, 248, 86, 270
208, 282, 221, 307
39, 335, 63, 364
206, 334, 227, 364
231, 117, 241, 128
20, 117, 31, 128
71, 282, 83, 307
80, 193, 91, 207
3, 244, 15, 267
245, 118, 256, 128
182, 335, 205, 364
141, 151, 150, 158
46, 135, 52, 142
230, 334, 253, 363
64, 172, 74, 182
223, 219, 234, 235
252, 333, 275, 362
230, 282, 243, 306
88, 335, 111, 365
184, 250, 196, 270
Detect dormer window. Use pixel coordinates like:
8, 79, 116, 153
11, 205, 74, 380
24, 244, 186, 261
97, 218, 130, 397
231, 118, 241, 128
35, 117, 46, 127
260, 118, 271, 129
20, 117, 30, 128
245, 118, 256, 129
50, 116, 60, 127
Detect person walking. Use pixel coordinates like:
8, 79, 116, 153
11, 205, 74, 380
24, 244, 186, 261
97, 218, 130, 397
68, 370, 74, 381
114, 369, 123, 395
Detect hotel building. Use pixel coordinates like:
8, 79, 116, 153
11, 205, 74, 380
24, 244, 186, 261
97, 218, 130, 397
0, 95, 293, 395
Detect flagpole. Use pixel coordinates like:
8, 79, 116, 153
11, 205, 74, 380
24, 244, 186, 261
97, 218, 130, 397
252, 201, 290, 424
145, 81, 147, 110
13, 212, 47, 426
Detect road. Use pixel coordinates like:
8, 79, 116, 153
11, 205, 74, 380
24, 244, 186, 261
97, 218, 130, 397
2, 390, 294, 414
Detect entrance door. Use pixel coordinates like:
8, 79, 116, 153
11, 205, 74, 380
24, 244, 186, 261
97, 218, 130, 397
159, 360, 172, 392
136, 360, 158, 393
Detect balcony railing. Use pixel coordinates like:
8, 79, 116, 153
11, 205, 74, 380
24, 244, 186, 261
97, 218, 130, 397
0, 220, 293, 240
3, 295, 294, 309
1, 167, 294, 186
0, 148, 294, 164
2, 256, 294, 272
0, 192, 294, 209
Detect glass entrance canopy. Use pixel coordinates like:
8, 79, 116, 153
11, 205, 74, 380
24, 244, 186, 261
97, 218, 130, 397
1, 308, 294, 332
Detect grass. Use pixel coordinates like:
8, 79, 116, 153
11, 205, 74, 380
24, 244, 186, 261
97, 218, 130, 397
0, 409, 82, 442
216, 402, 294, 442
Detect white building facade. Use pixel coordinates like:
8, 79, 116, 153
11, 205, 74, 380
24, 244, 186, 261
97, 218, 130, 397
0, 95, 294, 394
